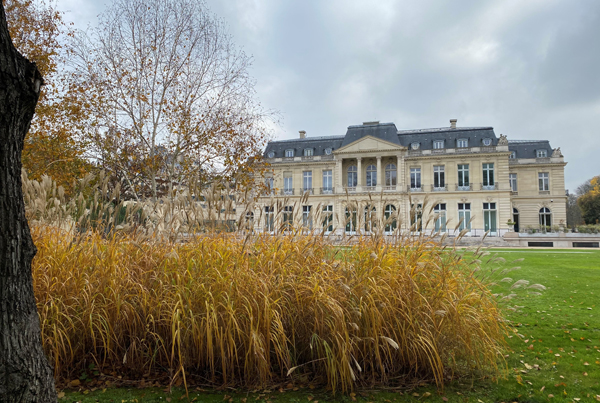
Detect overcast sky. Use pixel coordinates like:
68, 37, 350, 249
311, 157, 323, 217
57, 0, 600, 192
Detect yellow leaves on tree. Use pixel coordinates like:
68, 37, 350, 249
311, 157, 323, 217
5, 0, 90, 195
577, 175, 600, 224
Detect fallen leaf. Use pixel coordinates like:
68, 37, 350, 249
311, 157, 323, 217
442, 398, 448, 402
57, 392, 65, 398
413, 393, 420, 397
69, 379, 80, 387
584, 372, 588, 376
540, 386, 545, 392
548, 394, 554, 398
423, 392, 431, 397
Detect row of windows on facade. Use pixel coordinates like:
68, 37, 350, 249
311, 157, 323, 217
265, 163, 551, 192
253, 203, 553, 233
275, 144, 548, 159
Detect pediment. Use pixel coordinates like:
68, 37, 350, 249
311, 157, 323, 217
334, 135, 404, 154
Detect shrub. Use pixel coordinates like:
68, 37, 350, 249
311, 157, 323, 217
33, 227, 506, 392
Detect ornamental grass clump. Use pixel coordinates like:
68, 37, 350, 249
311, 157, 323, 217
32, 226, 506, 392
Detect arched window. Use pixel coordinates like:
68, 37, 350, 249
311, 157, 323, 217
385, 164, 397, 186
539, 207, 551, 230
347, 166, 357, 187
366, 165, 377, 187
384, 204, 396, 232
364, 205, 376, 232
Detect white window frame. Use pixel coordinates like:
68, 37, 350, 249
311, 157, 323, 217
509, 151, 516, 159
285, 149, 294, 158
303, 148, 314, 157
458, 203, 471, 232
366, 164, 377, 187
537, 149, 547, 158
433, 140, 444, 149
482, 163, 495, 190
284, 175, 293, 194
302, 205, 312, 229
457, 138, 468, 148
482, 138, 492, 146
433, 203, 446, 232
303, 171, 312, 192
410, 167, 421, 190
347, 166, 357, 188
457, 164, 470, 190
322, 170, 332, 192
322, 205, 333, 233
385, 163, 397, 186
483, 202, 497, 235
538, 172, 549, 191
433, 165, 445, 190
509, 173, 518, 192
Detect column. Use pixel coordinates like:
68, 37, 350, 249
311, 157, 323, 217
397, 154, 402, 192
376, 156, 382, 191
357, 157, 362, 190
335, 157, 343, 193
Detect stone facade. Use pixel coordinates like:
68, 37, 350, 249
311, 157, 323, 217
242, 121, 567, 237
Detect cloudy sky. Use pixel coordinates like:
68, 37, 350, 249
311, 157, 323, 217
57, 0, 600, 192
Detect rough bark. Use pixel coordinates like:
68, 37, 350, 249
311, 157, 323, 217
0, 3, 57, 402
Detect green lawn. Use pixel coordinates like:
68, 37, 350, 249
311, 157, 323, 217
61, 248, 600, 403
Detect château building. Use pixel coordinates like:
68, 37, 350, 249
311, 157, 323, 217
245, 120, 566, 237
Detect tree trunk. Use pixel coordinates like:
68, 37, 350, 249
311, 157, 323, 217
0, 4, 57, 402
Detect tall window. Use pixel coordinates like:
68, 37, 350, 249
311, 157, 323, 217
303, 171, 312, 192
433, 140, 444, 149
509, 173, 518, 192
245, 211, 254, 231
322, 205, 333, 232
285, 149, 294, 157
284, 174, 293, 194
457, 138, 468, 148
384, 204, 397, 232
265, 177, 274, 193
345, 206, 357, 233
483, 202, 497, 234
457, 164, 470, 190
410, 167, 421, 190
302, 205, 312, 229
364, 205, 376, 232
283, 206, 294, 230
322, 170, 332, 192
385, 163, 397, 186
410, 203, 422, 231
264, 206, 274, 232
366, 164, 377, 187
538, 172, 549, 191
433, 165, 445, 189
482, 163, 495, 189
304, 148, 313, 157
434, 203, 446, 232
347, 166, 357, 187
458, 203, 471, 231
513, 207, 520, 233
539, 207, 552, 229
537, 149, 547, 158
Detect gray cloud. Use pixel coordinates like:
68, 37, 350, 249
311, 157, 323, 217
57, 0, 600, 191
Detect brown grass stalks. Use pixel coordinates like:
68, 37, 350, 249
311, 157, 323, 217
32, 226, 506, 392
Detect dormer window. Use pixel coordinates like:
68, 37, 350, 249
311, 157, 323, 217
433, 140, 444, 149
285, 149, 294, 157
411, 142, 420, 150
457, 138, 468, 148
482, 138, 492, 146
509, 151, 516, 159
267, 151, 275, 158
324, 147, 332, 155
303, 148, 314, 157
537, 149, 547, 158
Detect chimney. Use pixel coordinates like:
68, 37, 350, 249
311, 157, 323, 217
299, 130, 306, 139
450, 119, 457, 129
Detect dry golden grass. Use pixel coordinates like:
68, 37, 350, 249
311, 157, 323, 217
32, 227, 505, 392
24, 170, 506, 392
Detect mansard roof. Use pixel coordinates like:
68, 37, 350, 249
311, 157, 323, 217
263, 122, 555, 159
508, 140, 553, 159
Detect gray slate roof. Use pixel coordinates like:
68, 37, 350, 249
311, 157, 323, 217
264, 122, 554, 159
508, 140, 553, 159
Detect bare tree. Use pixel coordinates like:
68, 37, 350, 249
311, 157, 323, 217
71, 0, 273, 200
0, 3, 57, 402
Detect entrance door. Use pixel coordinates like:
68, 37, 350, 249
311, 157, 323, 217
483, 202, 497, 236
513, 207, 519, 233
